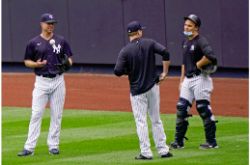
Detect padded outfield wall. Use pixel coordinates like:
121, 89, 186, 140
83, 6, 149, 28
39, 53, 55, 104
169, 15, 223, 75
2, 0, 248, 68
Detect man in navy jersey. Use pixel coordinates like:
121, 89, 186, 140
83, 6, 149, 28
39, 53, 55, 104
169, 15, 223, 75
114, 21, 173, 160
170, 14, 218, 150
18, 13, 73, 156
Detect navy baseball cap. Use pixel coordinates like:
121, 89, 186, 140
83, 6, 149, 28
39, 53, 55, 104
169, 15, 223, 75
184, 14, 201, 27
127, 21, 146, 33
40, 13, 57, 23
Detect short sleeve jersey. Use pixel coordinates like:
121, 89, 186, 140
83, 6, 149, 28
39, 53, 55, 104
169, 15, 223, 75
24, 34, 73, 75
182, 35, 216, 77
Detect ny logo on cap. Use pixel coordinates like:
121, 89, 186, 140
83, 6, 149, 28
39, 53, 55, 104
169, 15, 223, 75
49, 15, 53, 19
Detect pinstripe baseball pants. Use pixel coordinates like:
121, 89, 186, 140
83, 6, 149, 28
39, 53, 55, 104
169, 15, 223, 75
24, 74, 65, 151
130, 84, 169, 157
180, 74, 213, 103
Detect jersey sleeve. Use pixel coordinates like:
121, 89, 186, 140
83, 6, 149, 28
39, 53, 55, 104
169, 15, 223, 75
114, 48, 128, 76
63, 40, 73, 57
152, 40, 170, 61
24, 41, 34, 60
198, 37, 217, 63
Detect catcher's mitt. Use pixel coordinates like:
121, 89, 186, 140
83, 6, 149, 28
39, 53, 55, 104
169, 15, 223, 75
201, 60, 217, 75
55, 54, 71, 73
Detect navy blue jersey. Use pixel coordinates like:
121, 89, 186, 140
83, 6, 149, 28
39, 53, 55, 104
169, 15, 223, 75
24, 34, 73, 75
114, 38, 170, 96
182, 35, 216, 77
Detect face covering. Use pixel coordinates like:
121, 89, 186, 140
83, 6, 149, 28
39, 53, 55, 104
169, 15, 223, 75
183, 31, 193, 37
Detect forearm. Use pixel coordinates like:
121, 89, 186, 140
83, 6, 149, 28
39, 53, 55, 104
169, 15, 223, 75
68, 57, 73, 66
196, 56, 212, 69
24, 59, 47, 68
24, 60, 40, 68
162, 60, 170, 74
180, 65, 185, 83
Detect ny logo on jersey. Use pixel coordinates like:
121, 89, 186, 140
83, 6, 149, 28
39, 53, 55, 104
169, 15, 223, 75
52, 44, 61, 54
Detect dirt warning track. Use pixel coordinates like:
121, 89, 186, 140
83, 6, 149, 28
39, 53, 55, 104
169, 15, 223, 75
2, 73, 248, 117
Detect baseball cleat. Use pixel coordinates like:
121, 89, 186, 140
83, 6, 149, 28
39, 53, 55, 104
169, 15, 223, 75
135, 154, 153, 160
170, 142, 184, 149
199, 142, 219, 149
49, 148, 60, 155
161, 152, 173, 158
17, 149, 34, 156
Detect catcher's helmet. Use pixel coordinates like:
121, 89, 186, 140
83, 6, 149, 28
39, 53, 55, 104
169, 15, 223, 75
184, 14, 201, 27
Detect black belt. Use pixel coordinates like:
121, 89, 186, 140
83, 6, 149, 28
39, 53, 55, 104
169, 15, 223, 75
186, 72, 201, 78
37, 73, 61, 78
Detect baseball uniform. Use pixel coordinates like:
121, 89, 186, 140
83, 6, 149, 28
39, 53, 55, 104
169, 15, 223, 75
114, 28, 172, 158
171, 14, 218, 149
18, 14, 73, 156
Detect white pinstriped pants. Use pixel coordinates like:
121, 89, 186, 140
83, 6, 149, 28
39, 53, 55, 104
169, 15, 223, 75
130, 84, 169, 157
180, 74, 213, 103
24, 74, 65, 151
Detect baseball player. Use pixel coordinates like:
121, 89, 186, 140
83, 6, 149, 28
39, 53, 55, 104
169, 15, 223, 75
18, 13, 73, 156
114, 21, 173, 160
170, 14, 218, 149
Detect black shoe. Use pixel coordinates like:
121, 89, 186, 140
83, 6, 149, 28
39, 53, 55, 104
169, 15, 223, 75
200, 142, 219, 149
17, 149, 34, 156
161, 152, 173, 158
170, 142, 184, 149
135, 154, 152, 160
49, 148, 59, 155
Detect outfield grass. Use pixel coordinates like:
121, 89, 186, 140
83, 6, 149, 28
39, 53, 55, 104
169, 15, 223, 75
2, 107, 248, 165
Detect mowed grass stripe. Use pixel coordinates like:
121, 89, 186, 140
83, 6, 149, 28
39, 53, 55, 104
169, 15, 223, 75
2, 107, 248, 165
3, 119, 135, 137
3, 107, 135, 137
3, 125, 137, 153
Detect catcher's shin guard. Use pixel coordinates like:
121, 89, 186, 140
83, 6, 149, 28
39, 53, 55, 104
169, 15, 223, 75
204, 121, 217, 145
196, 100, 217, 145
174, 119, 188, 147
174, 98, 192, 146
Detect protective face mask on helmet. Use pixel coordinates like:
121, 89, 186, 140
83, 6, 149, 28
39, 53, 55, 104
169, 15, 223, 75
183, 31, 193, 37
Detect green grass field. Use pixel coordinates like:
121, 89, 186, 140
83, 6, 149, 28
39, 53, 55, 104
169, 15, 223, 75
2, 107, 248, 165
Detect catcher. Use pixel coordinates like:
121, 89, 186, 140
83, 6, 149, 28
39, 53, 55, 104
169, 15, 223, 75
170, 14, 219, 150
